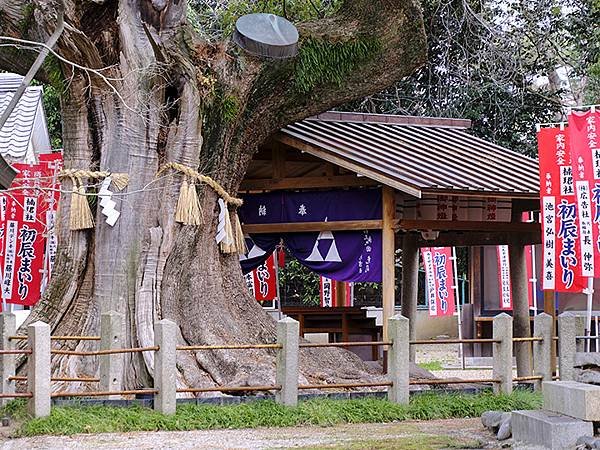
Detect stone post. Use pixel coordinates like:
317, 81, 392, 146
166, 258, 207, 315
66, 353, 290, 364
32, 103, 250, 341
276, 317, 299, 406
558, 312, 585, 381
387, 315, 409, 404
401, 234, 418, 362
533, 313, 553, 390
100, 311, 124, 398
493, 313, 513, 394
154, 319, 177, 415
0, 313, 16, 406
27, 321, 51, 418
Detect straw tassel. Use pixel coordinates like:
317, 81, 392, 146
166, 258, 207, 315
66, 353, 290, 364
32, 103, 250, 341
232, 210, 246, 254
110, 173, 129, 191
175, 177, 203, 226
69, 177, 94, 231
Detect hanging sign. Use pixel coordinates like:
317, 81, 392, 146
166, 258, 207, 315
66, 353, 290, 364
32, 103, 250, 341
569, 109, 600, 277
421, 247, 456, 317
244, 253, 277, 302
537, 127, 587, 291
497, 245, 512, 310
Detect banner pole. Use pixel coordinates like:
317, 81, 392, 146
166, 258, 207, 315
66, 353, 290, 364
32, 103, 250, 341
586, 277, 594, 352
451, 247, 465, 369
274, 248, 283, 320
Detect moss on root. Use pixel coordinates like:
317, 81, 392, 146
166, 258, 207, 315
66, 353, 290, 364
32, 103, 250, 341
294, 37, 382, 94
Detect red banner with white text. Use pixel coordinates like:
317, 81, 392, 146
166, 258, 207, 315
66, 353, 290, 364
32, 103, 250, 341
422, 247, 456, 317
538, 126, 587, 291
569, 109, 600, 277
244, 253, 278, 302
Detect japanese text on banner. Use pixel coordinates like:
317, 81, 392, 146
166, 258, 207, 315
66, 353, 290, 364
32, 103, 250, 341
569, 110, 600, 277
421, 247, 456, 317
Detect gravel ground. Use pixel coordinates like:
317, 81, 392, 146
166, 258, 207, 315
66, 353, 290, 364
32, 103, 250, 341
0, 418, 504, 449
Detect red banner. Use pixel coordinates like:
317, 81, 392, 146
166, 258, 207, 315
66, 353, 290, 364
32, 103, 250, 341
421, 247, 456, 317
538, 126, 587, 291
244, 253, 278, 302
319, 277, 352, 307
0, 155, 63, 306
569, 109, 600, 277
497, 245, 513, 310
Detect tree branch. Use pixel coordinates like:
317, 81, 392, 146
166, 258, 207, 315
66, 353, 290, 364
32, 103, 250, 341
239, 0, 427, 149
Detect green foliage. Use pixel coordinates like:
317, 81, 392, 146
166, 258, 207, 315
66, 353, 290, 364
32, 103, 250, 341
7, 390, 541, 436
278, 258, 320, 306
220, 94, 240, 122
18, 4, 35, 34
188, 0, 342, 40
41, 84, 63, 149
294, 38, 381, 95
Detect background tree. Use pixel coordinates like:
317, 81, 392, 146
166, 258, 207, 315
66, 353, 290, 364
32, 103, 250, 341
0, 0, 426, 389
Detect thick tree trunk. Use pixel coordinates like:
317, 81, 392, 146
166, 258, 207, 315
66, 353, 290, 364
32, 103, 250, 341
0, 0, 427, 391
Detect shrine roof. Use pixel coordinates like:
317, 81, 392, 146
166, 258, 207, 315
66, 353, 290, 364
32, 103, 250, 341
278, 112, 539, 199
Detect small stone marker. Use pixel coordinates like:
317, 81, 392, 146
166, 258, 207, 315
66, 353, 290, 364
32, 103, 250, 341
543, 380, 600, 421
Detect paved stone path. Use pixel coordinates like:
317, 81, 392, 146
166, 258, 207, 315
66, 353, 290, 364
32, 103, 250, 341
0, 418, 503, 449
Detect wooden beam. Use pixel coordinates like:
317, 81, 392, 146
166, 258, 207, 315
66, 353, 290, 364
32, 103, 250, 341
276, 133, 423, 198
412, 231, 541, 247
242, 220, 383, 234
240, 175, 378, 191
272, 146, 285, 179
382, 186, 396, 343
397, 219, 540, 233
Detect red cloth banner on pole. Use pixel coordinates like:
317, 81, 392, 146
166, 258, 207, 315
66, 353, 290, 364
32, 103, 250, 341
421, 247, 456, 317
319, 277, 352, 307
497, 245, 512, 310
569, 109, 600, 277
244, 253, 278, 302
538, 126, 587, 291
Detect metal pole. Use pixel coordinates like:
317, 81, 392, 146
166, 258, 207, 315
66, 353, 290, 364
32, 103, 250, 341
585, 277, 594, 352
451, 247, 465, 369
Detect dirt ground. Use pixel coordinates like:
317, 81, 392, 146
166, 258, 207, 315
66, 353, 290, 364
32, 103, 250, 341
0, 418, 506, 449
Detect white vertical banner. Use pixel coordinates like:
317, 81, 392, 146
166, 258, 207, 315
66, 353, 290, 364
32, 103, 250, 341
542, 196, 556, 290
497, 245, 512, 310
422, 248, 438, 316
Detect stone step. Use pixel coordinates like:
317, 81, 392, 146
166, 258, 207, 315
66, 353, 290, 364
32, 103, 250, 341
512, 409, 593, 450
543, 380, 600, 421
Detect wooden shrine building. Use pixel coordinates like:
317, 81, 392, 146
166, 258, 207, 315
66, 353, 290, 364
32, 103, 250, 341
240, 111, 542, 366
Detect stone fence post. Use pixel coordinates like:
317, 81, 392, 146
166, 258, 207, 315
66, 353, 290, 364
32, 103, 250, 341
558, 312, 585, 381
387, 315, 409, 404
533, 313, 553, 390
28, 321, 51, 418
154, 319, 177, 415
100, 311, 124, 398
276, 317, 299, 407
0, 313, 16, 406
493, 313, 513, 394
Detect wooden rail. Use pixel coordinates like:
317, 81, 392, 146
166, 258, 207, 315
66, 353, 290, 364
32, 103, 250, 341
9, 376, 99, 383
410, 378, 500, 385
51, 346, 159, 356
176, 344, 281, 351
298, 382, 393, 390
51, 389, 158, 398
0, 349, 31, 355
0, 392, 32, 398
9, 335, 100, 341
177, 385, 281, 393
513, 337, 543, 342
514, 375, 543, 381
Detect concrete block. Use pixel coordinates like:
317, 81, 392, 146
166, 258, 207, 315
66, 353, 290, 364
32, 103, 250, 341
27, 321, 51, 418
276, 317, 299, 407
512, 409, 593, 450
0, 313, 16, 406
543, 380, 600, 421
493, 313, 513, 394
387, 314, 409, 404
153, 319, 177, 415
100, 311, 124, 398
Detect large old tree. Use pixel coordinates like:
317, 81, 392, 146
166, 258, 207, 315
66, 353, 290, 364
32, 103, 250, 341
0, 0, 426, 390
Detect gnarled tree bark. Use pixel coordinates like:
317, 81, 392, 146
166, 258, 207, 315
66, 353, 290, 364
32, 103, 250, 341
0, 0, 426, 392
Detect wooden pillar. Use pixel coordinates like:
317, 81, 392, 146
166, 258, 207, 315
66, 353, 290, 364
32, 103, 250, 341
401, 233, 418, 362
544, 290, 557, 374
382, 187, 396, 343
509, 242, 532, 376
335, 280, 346, 307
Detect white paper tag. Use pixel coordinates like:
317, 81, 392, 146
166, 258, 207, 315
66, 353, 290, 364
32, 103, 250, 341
105, 209, 120, 226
